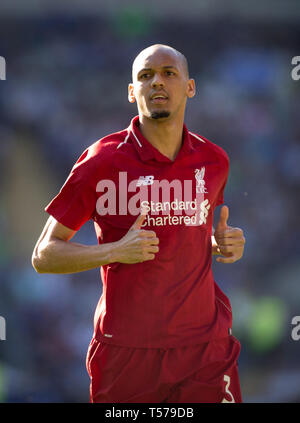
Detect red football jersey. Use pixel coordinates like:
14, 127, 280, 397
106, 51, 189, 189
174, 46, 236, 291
45, 115, 232, 348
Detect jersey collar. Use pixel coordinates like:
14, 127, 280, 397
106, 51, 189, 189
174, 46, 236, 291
128, 115, 194, 163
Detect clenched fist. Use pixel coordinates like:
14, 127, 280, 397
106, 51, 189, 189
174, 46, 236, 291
113, 213, 159, 264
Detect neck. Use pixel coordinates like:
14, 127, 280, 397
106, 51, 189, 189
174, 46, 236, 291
138, 114, 185, 161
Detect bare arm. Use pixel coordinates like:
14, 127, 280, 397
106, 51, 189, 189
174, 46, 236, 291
32, 214, 159, 274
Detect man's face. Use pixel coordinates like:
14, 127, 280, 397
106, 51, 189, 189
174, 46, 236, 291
128, 47, 195, 121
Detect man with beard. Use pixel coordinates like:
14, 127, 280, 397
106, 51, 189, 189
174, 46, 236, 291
32, 44, 245, 403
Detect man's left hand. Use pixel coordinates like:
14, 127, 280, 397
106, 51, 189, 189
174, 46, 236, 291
214, 205, 245, 263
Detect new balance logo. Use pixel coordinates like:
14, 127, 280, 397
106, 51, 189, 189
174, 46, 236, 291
136, 175, 154, 186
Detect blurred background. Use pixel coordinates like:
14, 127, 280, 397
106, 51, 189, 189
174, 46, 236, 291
0, 0, 300, 403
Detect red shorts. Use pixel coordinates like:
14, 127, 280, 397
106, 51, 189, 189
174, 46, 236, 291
86, 335, 242, 403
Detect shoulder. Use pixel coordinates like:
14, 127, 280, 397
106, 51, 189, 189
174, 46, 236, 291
82, 129, 129, 161
189, 131, 229, 167
73, 129, 130, 170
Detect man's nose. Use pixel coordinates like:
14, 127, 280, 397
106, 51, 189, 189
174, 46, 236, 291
151, 73, 164, 88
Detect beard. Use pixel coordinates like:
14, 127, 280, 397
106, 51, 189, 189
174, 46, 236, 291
150, 110, 170, 120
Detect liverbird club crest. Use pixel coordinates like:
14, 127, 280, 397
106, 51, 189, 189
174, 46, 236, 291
195, 167, 208, 194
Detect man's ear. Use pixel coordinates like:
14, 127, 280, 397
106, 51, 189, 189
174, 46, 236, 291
128, 83, 136, 103
187, 78, 196, 99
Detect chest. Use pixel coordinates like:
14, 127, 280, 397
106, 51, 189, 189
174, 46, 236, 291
93, 152, 225, 233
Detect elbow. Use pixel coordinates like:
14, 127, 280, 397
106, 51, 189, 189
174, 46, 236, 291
31, 253, 45, 273
31, 245, 49, 274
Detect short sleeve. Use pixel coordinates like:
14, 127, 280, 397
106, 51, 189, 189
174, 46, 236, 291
215, 178, 227, 206
215, 152, 229, 207
45, 149, 97, 231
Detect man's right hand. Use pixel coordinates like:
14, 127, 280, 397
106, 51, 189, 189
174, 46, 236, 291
32, 213, 159, 274
112, 213, 159, 264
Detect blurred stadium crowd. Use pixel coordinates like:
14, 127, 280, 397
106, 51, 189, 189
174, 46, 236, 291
0, 8, 300, 402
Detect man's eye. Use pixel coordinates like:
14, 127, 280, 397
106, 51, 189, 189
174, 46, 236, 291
140, 73, 150, 79
166, 71, 175, 76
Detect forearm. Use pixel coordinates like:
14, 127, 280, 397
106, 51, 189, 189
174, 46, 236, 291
32, 238, 117, 274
